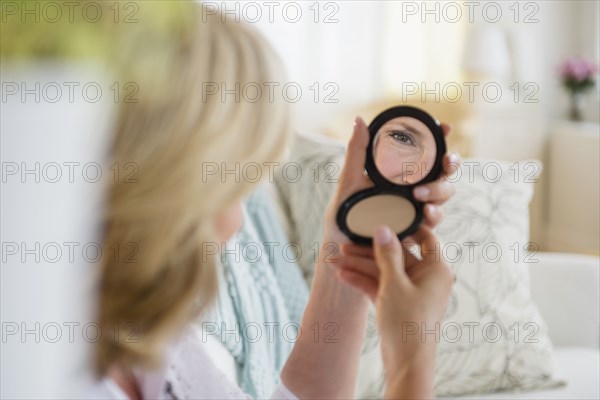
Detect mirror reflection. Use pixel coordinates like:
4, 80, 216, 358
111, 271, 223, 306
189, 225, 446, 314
373, 116, 437, 185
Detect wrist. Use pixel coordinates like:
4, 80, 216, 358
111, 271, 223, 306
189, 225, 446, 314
384, 343, 437, 390
311, 241, 371, 312
386, 357, 436, 399
314, 258, 371, 307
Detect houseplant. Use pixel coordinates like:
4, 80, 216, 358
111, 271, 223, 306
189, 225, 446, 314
558, 57, 598, 121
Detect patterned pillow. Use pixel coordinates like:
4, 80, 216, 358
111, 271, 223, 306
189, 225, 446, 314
274, 134, 564, 397
432, 159, 564, 396
358, 159, 564, 397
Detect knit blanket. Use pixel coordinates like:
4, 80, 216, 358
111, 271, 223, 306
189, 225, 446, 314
199, 186, 309, 399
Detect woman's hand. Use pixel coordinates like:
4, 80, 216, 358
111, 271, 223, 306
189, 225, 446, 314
414, 124, 461, 228
323, 119, 460, 247
321, 116, 373, 245
336, 226, 454, 399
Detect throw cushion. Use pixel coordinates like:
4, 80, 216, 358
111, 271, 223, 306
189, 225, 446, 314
431, 159, 564, 396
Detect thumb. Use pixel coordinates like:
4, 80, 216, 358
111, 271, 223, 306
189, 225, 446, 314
373, 226, 407, 284
337, 116, 371, 193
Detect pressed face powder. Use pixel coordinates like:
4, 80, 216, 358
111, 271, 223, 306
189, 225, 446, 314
346, 194, 416, 238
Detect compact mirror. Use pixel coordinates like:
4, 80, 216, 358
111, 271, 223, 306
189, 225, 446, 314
336, 106, 446, 245
373, 116, 437, 185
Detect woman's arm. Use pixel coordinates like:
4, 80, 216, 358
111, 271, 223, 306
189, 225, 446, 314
280, 117, 372, 399
281, 257, 370, 399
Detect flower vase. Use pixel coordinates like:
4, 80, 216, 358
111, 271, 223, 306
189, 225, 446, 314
569, 92, 585, 121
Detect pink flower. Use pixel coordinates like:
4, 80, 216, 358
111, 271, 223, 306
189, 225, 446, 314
559, 57, 598, 82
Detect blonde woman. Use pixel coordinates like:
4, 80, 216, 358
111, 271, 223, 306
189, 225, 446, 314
92, 2, 457, 399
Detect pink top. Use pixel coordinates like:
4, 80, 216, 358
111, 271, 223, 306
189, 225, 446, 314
86, 325, 297, 399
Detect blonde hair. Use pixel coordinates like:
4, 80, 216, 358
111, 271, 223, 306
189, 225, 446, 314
96, 3, 290, 375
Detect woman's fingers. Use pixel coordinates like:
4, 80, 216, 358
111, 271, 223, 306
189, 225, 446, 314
343, 234, 423, 275
340, 243, 374, 258
400, 238, 421, 267
408, 226, 441, 264
335, 253, 380, 280
412, 151, 460, 205
443, 152, 461, 177
373, 226, 407, 284
413, 179, 455, 204
440, 123, 452, 138
336, 269, 378, 301
412, 151, 460, 227
337, 117, 372, 196
423, 204, 444, 228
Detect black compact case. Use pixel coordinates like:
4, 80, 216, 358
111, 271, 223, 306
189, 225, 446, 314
336, 106, 447, 245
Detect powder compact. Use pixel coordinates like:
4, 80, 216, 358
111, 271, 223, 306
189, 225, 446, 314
336, 106, 446, 245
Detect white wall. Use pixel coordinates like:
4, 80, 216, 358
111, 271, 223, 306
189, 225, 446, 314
253, 1, 383, 134
1, 63, 114, 398
250, 0, 600, 132
251, 0, 599, 253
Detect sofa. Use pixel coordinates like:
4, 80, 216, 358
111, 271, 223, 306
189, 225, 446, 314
454, 251, 600, 399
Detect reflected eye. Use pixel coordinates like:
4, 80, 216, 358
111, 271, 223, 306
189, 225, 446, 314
388, 130, 416, 147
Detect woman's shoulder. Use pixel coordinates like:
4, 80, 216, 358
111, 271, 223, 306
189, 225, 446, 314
83, 325, 248, 400
163, 325, 249, 399
83, 378, 130, 399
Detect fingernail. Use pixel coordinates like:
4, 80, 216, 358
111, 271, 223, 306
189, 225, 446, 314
374, 226, 393, 246
354, 116, 361, 127
426, 204, 438, 215
414, 186, 430, 200
448, 153, 459, 164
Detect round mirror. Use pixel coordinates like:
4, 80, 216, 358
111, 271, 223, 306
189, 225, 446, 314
373, 116, 437, 185
336, 105, 446, 245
